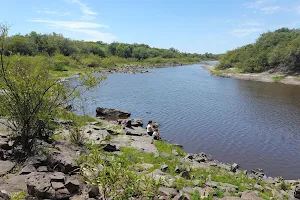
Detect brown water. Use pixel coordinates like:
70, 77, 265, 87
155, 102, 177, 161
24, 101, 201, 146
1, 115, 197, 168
77, 62, 300, 179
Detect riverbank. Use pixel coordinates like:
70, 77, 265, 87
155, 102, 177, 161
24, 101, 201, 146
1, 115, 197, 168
203, 66, 300, 86
53, 60, 203, 79
0, 108, 300, 199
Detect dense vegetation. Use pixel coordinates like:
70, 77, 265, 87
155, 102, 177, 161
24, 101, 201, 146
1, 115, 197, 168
217, 28, 300, 73
4, 31, 218, 73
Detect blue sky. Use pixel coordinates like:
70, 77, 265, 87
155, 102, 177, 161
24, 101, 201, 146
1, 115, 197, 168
1, 0, 299, 54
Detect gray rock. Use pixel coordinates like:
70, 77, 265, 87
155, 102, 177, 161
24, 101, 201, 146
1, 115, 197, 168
131, 118, 143, 127
146, 169, 175, 187
241, 191, 264, 200
254, 183, 264, 192
158, 187, 178, 198
96, 107, 131, 118
139, 163, 154, 170
0, 161, 15, 175
24, 155, 48, 168
51, 182, 65, 190
230, 163, 239, 173
126, 131, 142, 136
175, 165, 181, 173
161, 164, 169, 172
88, 185, 100, 198
26, 172, 56, 199
50, 172, 66, 182
47, 145, 79, 174
55, 188, 70, 199
295, 184, 300, 199
20, 164, 36, 175
179, 171, 191, 180
65, 178, 80, 194
0, 190, 9, 200
37, 166, 48, 172
160, 152, 170, 157
172, 150, 179, 156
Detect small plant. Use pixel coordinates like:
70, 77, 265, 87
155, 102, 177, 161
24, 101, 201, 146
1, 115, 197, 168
69, 127, 85, 146
10, 191, 27, 200
272, 75, 285, 82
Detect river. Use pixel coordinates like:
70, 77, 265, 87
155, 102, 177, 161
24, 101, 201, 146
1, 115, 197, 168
75, 62, 300, 179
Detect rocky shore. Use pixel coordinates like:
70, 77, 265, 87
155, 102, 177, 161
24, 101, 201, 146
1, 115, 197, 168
0, 108, 299, 199
203, 66, 300, 86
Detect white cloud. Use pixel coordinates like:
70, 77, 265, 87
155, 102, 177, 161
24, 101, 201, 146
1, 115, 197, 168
68, 0, 97, 19
245, 0, 281, 14
241, 20, 262, 26
260, 6, 281, 14
231, 28, 262, 37
28, 19, 108, 29
37, 9, 71, 16
28, 19, 116, 42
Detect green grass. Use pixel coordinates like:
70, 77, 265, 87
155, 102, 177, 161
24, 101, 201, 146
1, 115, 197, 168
10, 191, 27, 200
272, 75, 285, 82
154, 140, 186, 156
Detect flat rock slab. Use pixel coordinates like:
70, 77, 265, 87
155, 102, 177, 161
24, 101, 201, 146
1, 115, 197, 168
0, 174, 27, 193
0, 161, 15, 175
131, 135, 158, 155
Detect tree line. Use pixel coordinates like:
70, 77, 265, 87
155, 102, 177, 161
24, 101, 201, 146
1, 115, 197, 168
217, 28, 300, 73
4, 31, 218, 61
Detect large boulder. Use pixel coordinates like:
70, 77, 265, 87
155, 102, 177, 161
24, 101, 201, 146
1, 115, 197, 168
96, 107, 131, 118
0, 161, 15, 175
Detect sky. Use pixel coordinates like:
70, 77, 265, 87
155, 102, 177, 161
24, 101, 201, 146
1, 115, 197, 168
0, 0, 299, 54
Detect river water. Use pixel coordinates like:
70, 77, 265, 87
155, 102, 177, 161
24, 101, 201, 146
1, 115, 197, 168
77, 62, 300, 179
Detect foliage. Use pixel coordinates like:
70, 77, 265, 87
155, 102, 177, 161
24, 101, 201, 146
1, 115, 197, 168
272, 75, 285, 82
10, 191, 27, 200
0, 24, 102, 153
217, 28, 300, 73
78, 145, 159, 199
154, 140, 185, 156
3, 31, 219, 70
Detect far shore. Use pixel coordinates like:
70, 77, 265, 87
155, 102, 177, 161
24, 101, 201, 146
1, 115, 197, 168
202, 65, 300, 86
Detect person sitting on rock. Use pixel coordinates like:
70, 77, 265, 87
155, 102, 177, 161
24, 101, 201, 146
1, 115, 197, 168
146, 120, 154, 136
153, 128, 160, 140
151, 128, 161, 144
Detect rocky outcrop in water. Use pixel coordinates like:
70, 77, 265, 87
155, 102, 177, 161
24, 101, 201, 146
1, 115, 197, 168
96, 107, 131, 118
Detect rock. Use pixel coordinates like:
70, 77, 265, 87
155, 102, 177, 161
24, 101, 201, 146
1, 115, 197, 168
173, 144, 183, 148
172, 150, 179, 156
172, 193, 189, 200
186, 152, 212, 163
26, 172, 56, 199
126, 131, 142, 136
153, 121, 160, 128
0, 142, 12, 151
254, 183, 264, 192
230, 163, 239, 173
96, 107, 131, 118
295, 184, 300, 199
0, 190, 9, 200
102, 144, 119, 152
147, 169, 175, 187
160, 152, 170, 157
55, 188, 70, 199
51, 182, 65, 190
37, 166, 48, 172
13, 147, 26, 160
88, 185, 100, 198
0, 150, 4, 160
175, 165, 181, 173
158, 187, 178, 198
0, 161, 15, 175
241, 191, 264, 199
179, 171, 191, 179
20, 165, 36, 175
48, 145, 79, 174
206, 181, 218, 188
131, 118, 143, 127
65, 178, 80, 194
50, 172, 66, 182
25, 155, 48, 168
139, 163, 154, 170
161, 164, 169, 172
